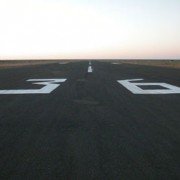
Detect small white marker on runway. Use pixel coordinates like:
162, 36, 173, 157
88, 66, 93, 73
87, 61, 93, 73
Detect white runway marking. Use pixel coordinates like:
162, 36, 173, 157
87, 61, 93, 73
0, 79, 66, 94
112, 63, 119, 65
118, 79, 180, 94
88, 66, 93, 73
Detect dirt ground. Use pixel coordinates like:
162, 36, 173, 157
0, 60, 71, 69
105, 60, 180, 69
0, 60, 180, 69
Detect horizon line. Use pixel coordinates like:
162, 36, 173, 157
0, 58, 180, 61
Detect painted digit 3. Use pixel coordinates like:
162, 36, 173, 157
0, 79, 66, 94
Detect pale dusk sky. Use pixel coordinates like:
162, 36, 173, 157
0, 0, 180, 59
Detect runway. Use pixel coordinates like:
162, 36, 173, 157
0, 61, 179, 179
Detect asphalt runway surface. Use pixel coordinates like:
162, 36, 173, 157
0, 61, 180, 179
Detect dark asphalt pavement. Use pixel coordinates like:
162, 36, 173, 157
0, 61, 180, 179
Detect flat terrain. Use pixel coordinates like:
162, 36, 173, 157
108, 60, 180, 69
0, 61, 179, 179
0, 60, 72, 69
1, 60, 180, 69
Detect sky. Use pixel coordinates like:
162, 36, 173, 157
0, 0, 180, 59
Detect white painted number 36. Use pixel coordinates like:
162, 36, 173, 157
0, 78, 179, 95
118, 79, 180, 94
0, 79, 66, 94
